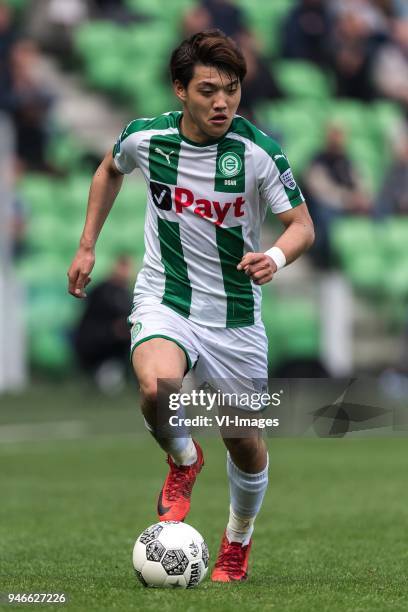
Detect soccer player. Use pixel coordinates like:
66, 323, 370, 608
68, 30, 315, 582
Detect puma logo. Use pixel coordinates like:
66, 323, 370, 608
273, 154, 286, 161
155, 147, 175, 165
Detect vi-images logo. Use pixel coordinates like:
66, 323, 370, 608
218, 152, 242, 178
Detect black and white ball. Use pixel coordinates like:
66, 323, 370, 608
132, 521, 209, 588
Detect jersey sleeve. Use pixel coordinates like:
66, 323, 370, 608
257, 145, 305, 214
112, 123, 138, 174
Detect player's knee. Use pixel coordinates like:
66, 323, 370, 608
139, 379, 159, 407
224, 436, 262, 458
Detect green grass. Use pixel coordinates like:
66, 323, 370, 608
1, 384, 408, 611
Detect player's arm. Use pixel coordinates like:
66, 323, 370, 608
238, 203, 315, 285
67, 150, 124, 298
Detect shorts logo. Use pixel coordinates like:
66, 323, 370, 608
113, 137, 121, 157
131, 322, 142, 344
279, 168, 297, 191
218, 152, 242, 178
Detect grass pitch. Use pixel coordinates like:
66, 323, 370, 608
1, 383, 407, 611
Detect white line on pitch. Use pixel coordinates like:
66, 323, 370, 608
0, 420, 88, 443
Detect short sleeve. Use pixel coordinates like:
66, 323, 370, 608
258, 145, 305, 214
112, 123, 138, 174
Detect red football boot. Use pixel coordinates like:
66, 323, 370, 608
211, 531, 252, 582
157, 440, 204, 522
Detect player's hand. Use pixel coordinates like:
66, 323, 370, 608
67, 247, 95, 298
237, 252, 277, 285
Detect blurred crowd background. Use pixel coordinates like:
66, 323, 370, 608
1, 0, 408, 394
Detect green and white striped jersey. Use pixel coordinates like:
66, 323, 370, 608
113, 111, 304, 328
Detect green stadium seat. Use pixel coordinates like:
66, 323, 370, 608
124, 23, 177, 57
331, 100, 376, 140
126, 0, 195, 21
47, 132, 87, 174
256, 100, 328, 145
344, 252, 386, 293
90, 251, 114, 281
25, 216, 66, 253
244, 2, 293, 55
61, 175, 91, 213
372, 101, 406, 139
87, 54, 125, 92
25, 293, 80, 333
16, 254, 68, 287
262, 289, 320, 363
134, 88, 175, 119
274, 61, 332, 100
284, 135, 323, 177
100, 221, 145, 258
18, 175, 57, 216
29, 330, 73, 372
331, 218, 377, 267
384, 259, 408, 298
272, 301, 320, 359
348, 139, 384, 192
75, 22, 121, 61
381, 218, 408, 261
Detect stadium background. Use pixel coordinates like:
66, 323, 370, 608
1, 1, 408, 610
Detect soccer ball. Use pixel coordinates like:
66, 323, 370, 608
132, 521, 209, 588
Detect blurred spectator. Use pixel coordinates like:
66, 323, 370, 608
183, 0, 247, 40
90, 0, 143, 23
304, 124, 371, 267
25, 0, 142, 58
25, 0, 89, 57
393, 0, 408, 18
332, 0, 389, 34
238, 33, 283, 121
0, 2, 17, 66
0, 39, 55, 173
372, 18, 408, 107
370, 0, 406, 19
72, 255, 133, 393
330, 7, 385, 100
48, 0, 88, 25
10, 194, 27, 260
0, 2, 17, 103
375, 132, 408, 216
280, 0, 332, 68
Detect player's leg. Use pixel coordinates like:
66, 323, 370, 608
132, 337, 188, 446
211, 433, 269, 582
190, 320, 269, 581
132, 333, 203, 522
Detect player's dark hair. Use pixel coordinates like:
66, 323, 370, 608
170, 29, 246, 87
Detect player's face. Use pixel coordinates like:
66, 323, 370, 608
174, 63, 241, 143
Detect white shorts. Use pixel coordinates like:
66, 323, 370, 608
128, 301, 268, 406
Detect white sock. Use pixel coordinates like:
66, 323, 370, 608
226, 452, 269, 545
226, 506, 255, 546
143, 418, 197, 466
169, 437, 197, 466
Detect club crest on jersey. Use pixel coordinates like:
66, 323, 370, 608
218, 152, 242, 178
279, 168, 297, 190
